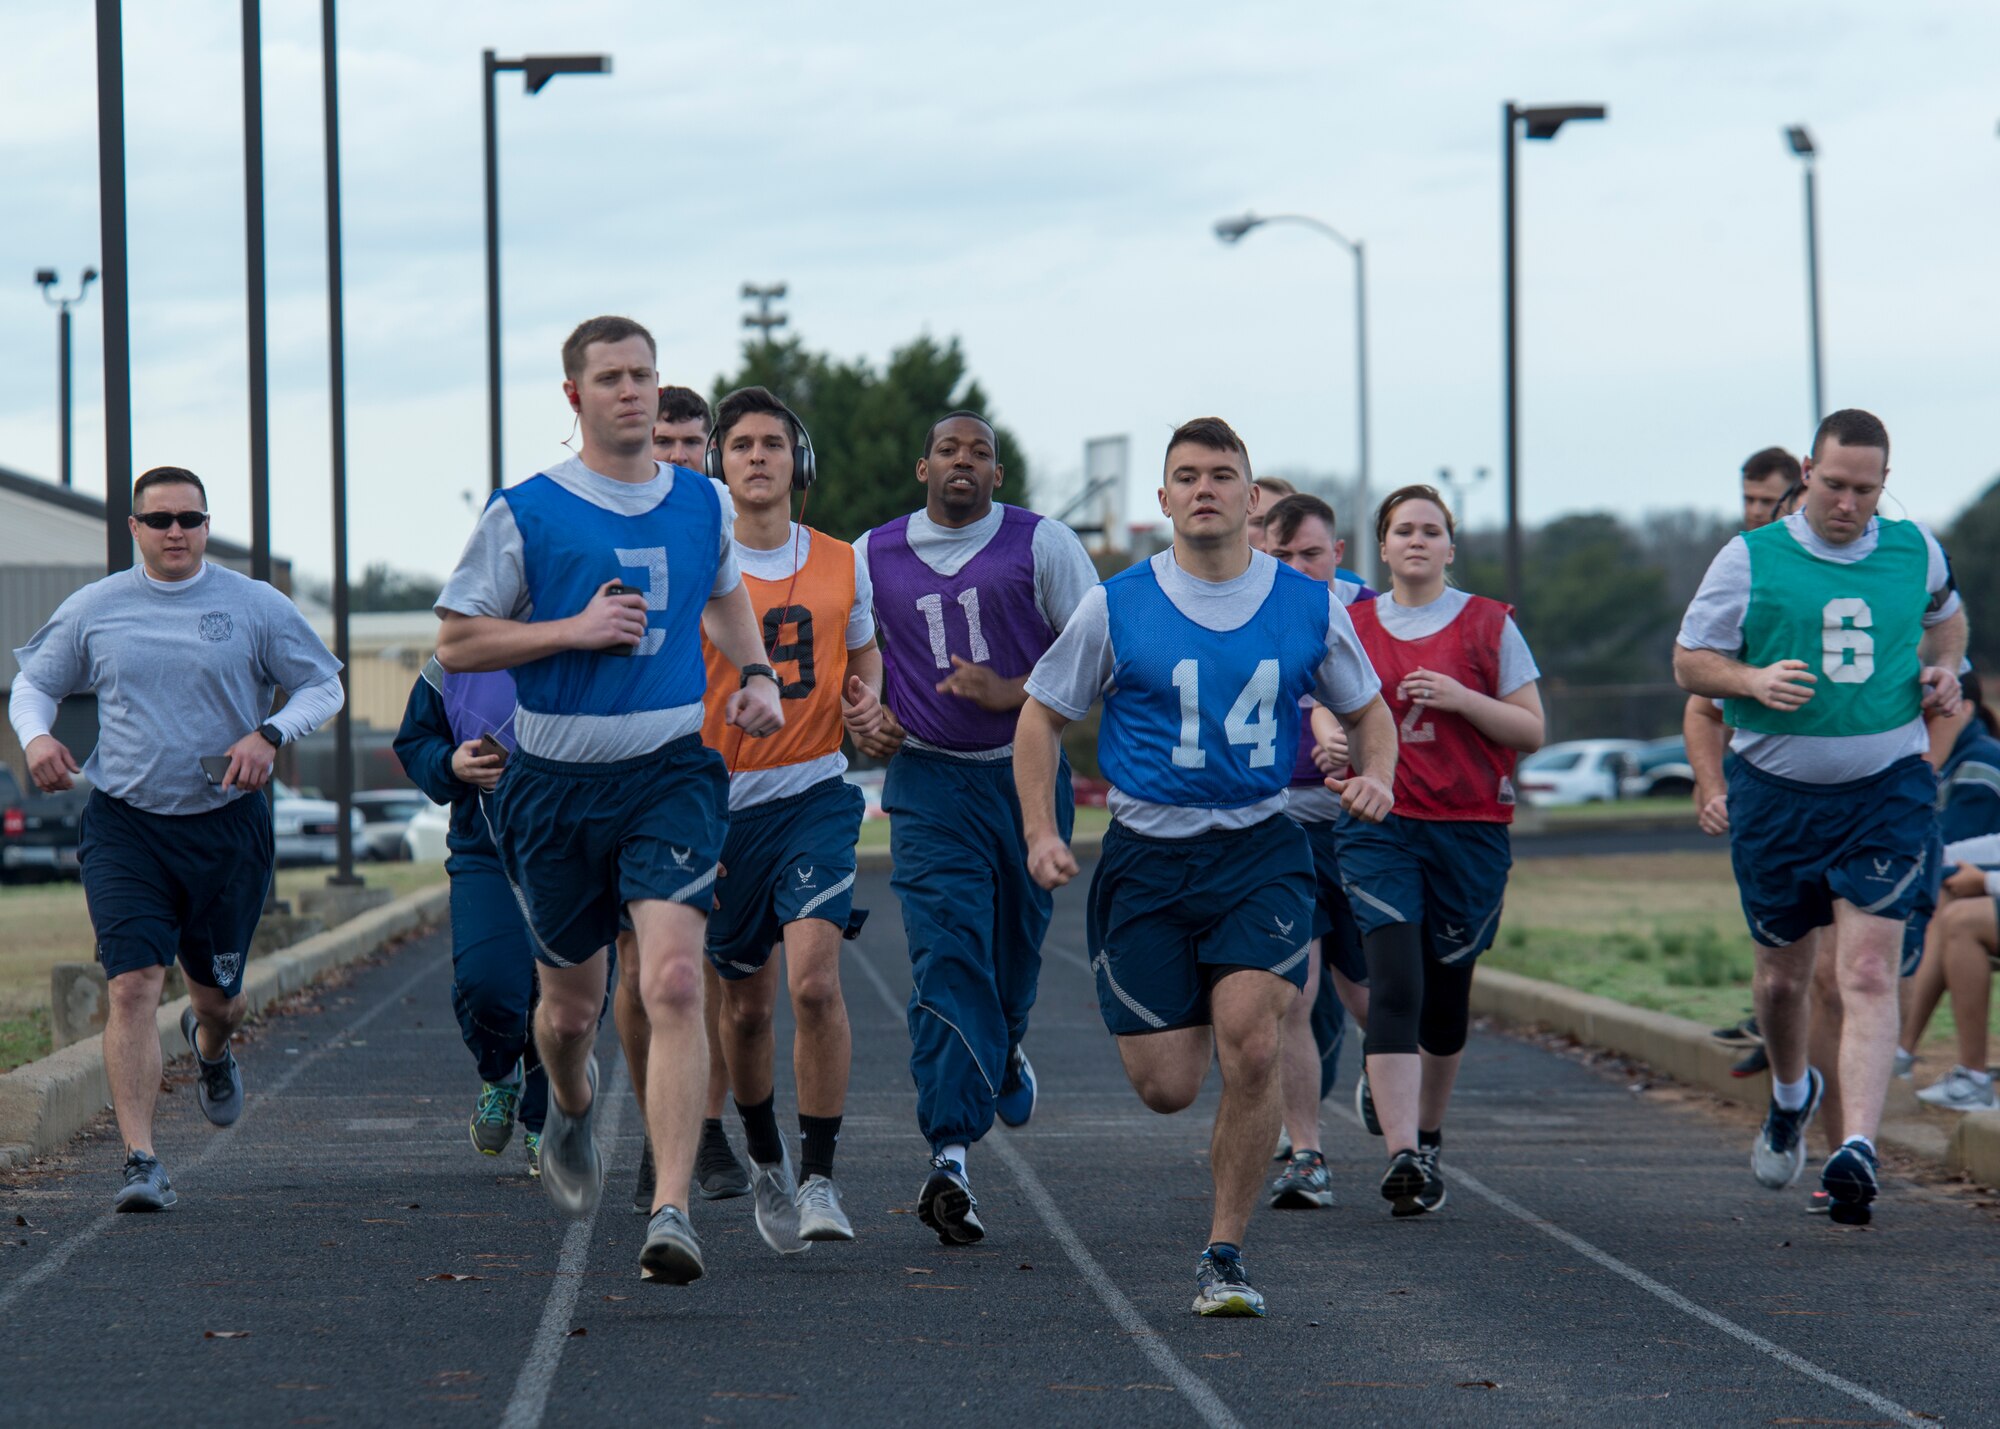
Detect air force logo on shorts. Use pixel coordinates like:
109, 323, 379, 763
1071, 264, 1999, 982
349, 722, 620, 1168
199, 611, 234, 642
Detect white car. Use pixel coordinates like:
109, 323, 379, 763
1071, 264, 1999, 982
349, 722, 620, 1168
272, 780, 368, 866
843, 767, 888, 821
401, 799, 452, 864
1516, 739, 1646, 807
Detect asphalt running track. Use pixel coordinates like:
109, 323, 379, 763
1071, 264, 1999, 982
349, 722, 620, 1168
3, 862, 1993, 1427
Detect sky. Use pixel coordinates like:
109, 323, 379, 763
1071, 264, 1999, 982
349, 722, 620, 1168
1, 1, 1995, 584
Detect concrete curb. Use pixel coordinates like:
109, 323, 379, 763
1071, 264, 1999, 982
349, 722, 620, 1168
1469, 966, 2000, 1189
0, 883, 449, 1172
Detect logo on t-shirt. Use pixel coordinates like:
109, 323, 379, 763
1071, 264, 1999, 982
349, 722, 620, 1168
199, 612, 234, 643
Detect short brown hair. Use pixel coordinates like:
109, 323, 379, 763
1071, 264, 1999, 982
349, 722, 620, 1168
1164, 417, 1249, 474
1252, 475, 1294, 501
657, 385, 710, 429
133, 465, 207, 511
1264, 492, 1336, 548
1375, 483, 1455, 546
1811, 408, 1890, 463
561, 315, 655, 380
1741, 446, 1799, 486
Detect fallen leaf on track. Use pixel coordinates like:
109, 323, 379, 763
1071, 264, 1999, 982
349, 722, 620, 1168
903, 1267, 933, 1275
424, 1273, 485, 1282
602, 1294, 628, 1302
204, 1331, 250, 1340
1457, 1380, 1500, 1390
1200, 1353, 1241, 1361
565, 1327, 586, 1338
13, 1215, 30, 1227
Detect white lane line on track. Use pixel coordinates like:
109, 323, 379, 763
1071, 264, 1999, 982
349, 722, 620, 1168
499, 1057, 629, 1429
845, 941, 1243, 1429
1325, 1102, 1930, 1425
0, 950, 440, 1317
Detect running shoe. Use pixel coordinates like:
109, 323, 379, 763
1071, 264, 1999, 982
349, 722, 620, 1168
639, 1205, 705, 1285
1381, 1148, 1426, 1218
1269, 1150, 1334, 1209
180, 1008, 242, 1128
996, 1044, 1037, 1128
1750, 1067, 1824, 1189
539, 1056, 604, 1218
795, 1173, 856, 1241
470, 1073, 522, 1156
1892, 1047, 1916, 1081
524, 1130, 542, 1179
1916, 1067, 1999, 1112
917, 1154, 985, 1246
1710, 1014, 1763, 1049
1413, 1144, 1448, 1215
1356, 1069, 1381, 1136
1271, 1129, 1293, 1162
750, 1147, 810, 1255
1806, 1188, 1829, 1215
632, 1140, 655, 1212
113, 1151, 176, 1212
695, 1121, 750, 1201
1192, 1246, 1265, 1317
1730, 1045, 1771, 1078
1821, 1140, 1880, 1226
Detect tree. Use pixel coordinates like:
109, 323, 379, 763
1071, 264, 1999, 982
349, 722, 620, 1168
1948, 474, 2000, 675
711, 334, 1029, 542
299, 563, 442, 613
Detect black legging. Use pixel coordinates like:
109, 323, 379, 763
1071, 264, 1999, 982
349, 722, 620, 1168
1359, 922, 1477, 1058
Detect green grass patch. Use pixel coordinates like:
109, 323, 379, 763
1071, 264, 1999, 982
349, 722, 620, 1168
0, 1006, 52, 1075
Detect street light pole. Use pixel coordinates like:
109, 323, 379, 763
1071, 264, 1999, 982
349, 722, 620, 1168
1213, 211, 1371, 581
483, 49, 611, 493
243, 0, 271, 584
1785, 126, 1824, 427
322, 0, 359, 886
1501, 101, 1606, 611
35, 269, 98, 489
95, 0, 133, 572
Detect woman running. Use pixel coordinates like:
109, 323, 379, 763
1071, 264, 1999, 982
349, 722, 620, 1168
1337, 485, 1545, 1215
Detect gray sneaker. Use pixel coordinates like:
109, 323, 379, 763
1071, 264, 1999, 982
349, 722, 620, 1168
114, 1151, 176, 1212
1892, 1047, 1916, 1081
538, 1056, 604, 1218
795, 1173, 855, 1242
180, 1008, 242, 1128
471, 1070, 523, 1156
638, 1205, 705, 1285
750, 1148, 810, 1255
1751, 1067, 1824, 1189
1916, 1066, 1999, 1112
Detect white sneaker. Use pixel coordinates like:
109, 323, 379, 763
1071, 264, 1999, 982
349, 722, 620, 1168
1892, 1048, 1916, 1081
795, 1173, 855, 1241
750, 1149, 810, 1255
1916, 1067, 1998, 1112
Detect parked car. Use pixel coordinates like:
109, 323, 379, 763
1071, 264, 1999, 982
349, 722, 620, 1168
0, 766, 90, 884
1622, 736, 1696, 800
843, 767, 887, 821
401, 799, 451, 863
1516, 739, 1646, 807
273, 780, 367, 867
351, 789, 437, 861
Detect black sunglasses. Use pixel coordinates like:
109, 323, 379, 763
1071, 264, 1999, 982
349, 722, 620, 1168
134, 510, 210, 531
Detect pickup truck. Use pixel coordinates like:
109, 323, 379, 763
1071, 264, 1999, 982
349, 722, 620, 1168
0, 766, 90, 884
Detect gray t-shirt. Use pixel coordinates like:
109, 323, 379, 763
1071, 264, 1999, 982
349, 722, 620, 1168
1676, 512, 1959, 783
13, 562, 343, 815
854, 504, 1100, 760
1027, 549, 1381, 836
435, 457, 741, 762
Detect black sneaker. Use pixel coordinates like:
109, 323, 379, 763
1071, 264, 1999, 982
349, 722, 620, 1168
1356, 1068, 1381, 1136
1730, 1045, 1771, 1078
1820, 1140, 1880, 1226
1710, 1014, 1763, 1049
917, 1154, 984, 1246
1192, 1247, 1265, 1317
1413, 1144, 1448, 1214
694, 1122, 750, 1201
1381, 1148, 1425, 1218
632, 1140, 656, 1213
1269, 1150, 1334, 1209
113, 1151, 176, 1212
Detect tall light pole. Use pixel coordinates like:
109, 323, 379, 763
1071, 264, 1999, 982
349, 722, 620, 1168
34, 268, 98, 489
1503, 101, 1606, 610
322, 0, 360, 886
1785, 125, 1824, 428
95, 0, 133, 572
242, 0, 272, 584
483, 50, 610, 494
1214, 211, 1371, 581
741, 282, 789, 344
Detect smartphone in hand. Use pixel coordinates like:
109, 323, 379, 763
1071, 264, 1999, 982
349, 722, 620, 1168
476, 732, 509, 766
199, 755, 233, 786
603, 580, 639, 656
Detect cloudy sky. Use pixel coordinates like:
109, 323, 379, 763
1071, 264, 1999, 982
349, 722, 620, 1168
1, 1, 1995, 581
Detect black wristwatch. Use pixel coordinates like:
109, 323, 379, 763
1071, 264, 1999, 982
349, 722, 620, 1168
256, 722, 284, 748
739, 663, 779, 690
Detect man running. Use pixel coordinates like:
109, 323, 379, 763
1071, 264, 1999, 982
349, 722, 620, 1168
698, 386, 885, 1253
617, 384, 753, 1213
9, 466, 344, 1211
435, 316, 784, 1284
1018, 417, 1396, 1317
852, 409, 1099, 1244
1675, 409, 1964, 1225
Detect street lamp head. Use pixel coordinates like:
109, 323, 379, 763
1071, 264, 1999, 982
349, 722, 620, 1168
1519, 104, 1607, 140
1213, 213, 1261, 244
81, 267, 98, 290
1785, 124, 1816, 158
35, 268, 57, 289
521, 53, 610, 95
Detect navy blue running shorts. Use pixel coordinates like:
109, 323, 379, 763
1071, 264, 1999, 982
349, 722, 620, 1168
1085, 814, 1314, 1036
1334, 813, 1512, 966
1297, 817, 1368, 986
78, 788, 273, 998
1725, 754, 1941, 950
484, 734, 727, 968
706, 776, 865, 979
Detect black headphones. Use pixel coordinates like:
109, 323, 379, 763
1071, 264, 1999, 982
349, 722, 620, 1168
705, 406, 817, 492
